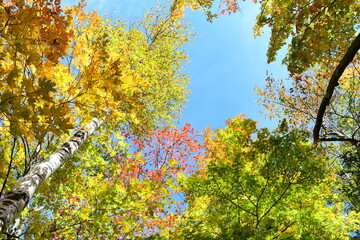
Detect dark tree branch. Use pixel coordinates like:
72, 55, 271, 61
213, 177, 256, 217
257, 181, 293, 228
319, 137, 360, 144
0, 139, 17, 198
272, 221, 297, 239
313, 32, 360, 142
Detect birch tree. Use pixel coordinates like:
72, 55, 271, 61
0, 118, 102, 233
0, 1, 193, 237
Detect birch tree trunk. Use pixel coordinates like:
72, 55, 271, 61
0, 118, 102, 232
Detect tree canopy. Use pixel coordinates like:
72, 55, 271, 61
170, 116, 358, 239
0, 0, 360, 239
0, 0, 193, 237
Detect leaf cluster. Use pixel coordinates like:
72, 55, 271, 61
171, 116, 358, 239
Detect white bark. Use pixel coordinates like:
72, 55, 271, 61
0, 118, 102, 232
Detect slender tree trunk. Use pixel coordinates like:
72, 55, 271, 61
313, 32, 360, 142
0, 118, 102, 233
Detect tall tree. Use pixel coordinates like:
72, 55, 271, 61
252, 0, 360, 233
170, 115, 359, 239
18, 124, 202, 239
256, 52, 360, 232
0, 0, 193, 236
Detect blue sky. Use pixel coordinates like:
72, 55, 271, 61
63, 0, 289, 132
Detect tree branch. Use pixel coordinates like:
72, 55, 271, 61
313, 32, 360, 142
0, 139, 17, 197
257, 181, 292, 227
319, 137, 360, 144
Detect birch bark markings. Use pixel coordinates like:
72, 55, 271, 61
0, 5, 192, 236
0, 118, 102, 232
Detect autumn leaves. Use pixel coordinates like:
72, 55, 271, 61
0, 0, 360, 238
